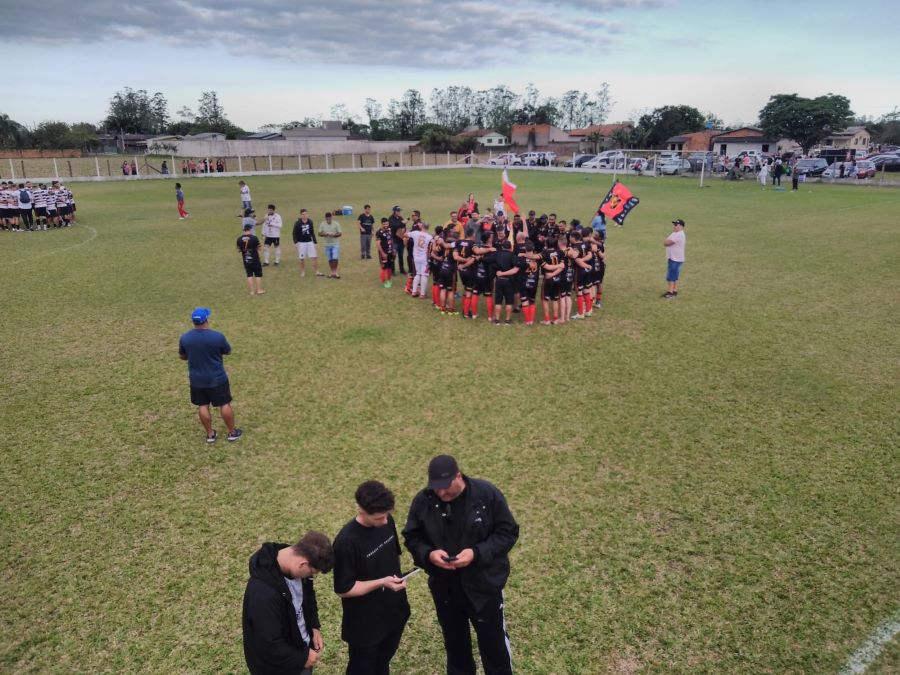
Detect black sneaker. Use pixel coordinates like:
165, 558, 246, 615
661, 292, 672, 298
227, 428, 243, 442
505, 320, 512, 325
206, 430, 218, 444
263, 262, 270, 266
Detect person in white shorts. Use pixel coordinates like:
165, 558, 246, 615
292, 208, 323, 277
261, 204, 283, 266
407, 223, 433, 298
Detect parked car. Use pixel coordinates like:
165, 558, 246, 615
518, 151, 557, 166
823, 160, 877, 179
794, 158, 829, 176
583, 150, 627, 169
487, 153, 522, 166
631, 158, 650, 173
659, 158, 693, 175
687, 151, 715, 171
564, 154, 595, 167
870, 155, 900, 171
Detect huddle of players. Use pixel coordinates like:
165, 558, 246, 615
0, 180, 76, 231
380, 212, 606, 325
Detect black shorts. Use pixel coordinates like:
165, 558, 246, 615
473, 276, 492, 295
2, 208, 15, 219
58, 205, 70, 216
381, 254, 394, 270
243, 260, 263, 277
264, 237, 280, 246
494, 279, 515, 305
596, 263, 606, 285
34, 207, 47, 217
577, 270, 593, 292
459, 269, 476, 292
46, 209, 57, 218
430, 259, 441, 276
438, 269, 455, 290
542, 278, 560, 301
558, 279, 573, 297
521, 285, 538, 303
190, 381, 232, 407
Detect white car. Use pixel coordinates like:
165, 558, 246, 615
487, 153, 522, 166
659, 158, 693, 175
583, 151, 627, 169
518, 152, 556, 166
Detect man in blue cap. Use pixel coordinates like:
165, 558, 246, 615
178, 307, 242, 443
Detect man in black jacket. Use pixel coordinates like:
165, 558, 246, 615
402, 455, 519, 675
242, 532, 334, 675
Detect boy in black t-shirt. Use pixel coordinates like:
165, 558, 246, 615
358, 204, 375, 259
333, 481, 410, 675
236, 223, 265, 296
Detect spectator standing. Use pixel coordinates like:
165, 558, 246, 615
242, 532, 334, 675
357, 204, 375, 259
333, 481, 410, 675
175, 182, 189, 220
319, 211, 343, 279
177, 307, 242, 443
662, 219, 686, 299
261, 204, 283, 266
292, 208, 324, 277
402, 455, 519, 675
239, 180, 252, 211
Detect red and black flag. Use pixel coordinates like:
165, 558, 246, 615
599, 181, 640, 225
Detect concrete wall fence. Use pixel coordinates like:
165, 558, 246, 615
157, 139, 416, 158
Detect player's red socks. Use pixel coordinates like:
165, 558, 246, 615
577, 296, 585, 315
462, 297, 470, 316
487, 297, 494, 318
405, 277, 413, 294
585, 296, 593, 312
469, 296, 478, 317
379, 269, 385, 283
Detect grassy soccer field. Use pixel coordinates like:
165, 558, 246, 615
1, 169, 898, 674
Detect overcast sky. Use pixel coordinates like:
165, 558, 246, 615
7, 0, 899, 131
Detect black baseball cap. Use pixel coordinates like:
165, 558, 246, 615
672, 219, 685, 227
243, 223, 253, 231
392, 205, 402, 212
428, 454, 459, 490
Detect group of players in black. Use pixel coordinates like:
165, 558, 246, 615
377, 208, 606, 326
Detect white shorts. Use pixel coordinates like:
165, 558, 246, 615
296, 242, 318, 259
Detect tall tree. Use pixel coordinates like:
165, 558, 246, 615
104, 88, 168, 134
0, 113, 29, 149
758, 93, 854, 154
197, 91, 226, 127
636, 105, 706, 148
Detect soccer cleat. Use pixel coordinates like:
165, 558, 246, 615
263, 262, 269, 266
274, 261, 279, 266
179, 217, 185, 220
316, 272, 325, 277
493, 320, 501, 325
227, 428, 243, 442
572, 314, 584, 320
541, 320, 552, 326
384, 281, 393, 288
661, 292, 672, 298
256, 290, 266, 295
505, 320, 512, 325
206, 430, 218, 444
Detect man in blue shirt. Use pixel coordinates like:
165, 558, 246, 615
178, 307, 242, 443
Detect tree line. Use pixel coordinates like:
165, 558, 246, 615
0, 85, 897, 154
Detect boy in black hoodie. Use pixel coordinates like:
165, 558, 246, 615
242, 532, 334, 674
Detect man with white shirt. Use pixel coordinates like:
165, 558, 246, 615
663, 218, 686, 299
261, 204, 283, 266
239, 180, 252, 211
407, 222, 433, 298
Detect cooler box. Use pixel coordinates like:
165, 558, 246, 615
342, 205, 353, 215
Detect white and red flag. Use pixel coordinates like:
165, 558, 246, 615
501, 169, 520, 216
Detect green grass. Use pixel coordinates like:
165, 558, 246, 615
1, 170, 898, 674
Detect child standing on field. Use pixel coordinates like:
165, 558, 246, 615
176, 183, 189, 219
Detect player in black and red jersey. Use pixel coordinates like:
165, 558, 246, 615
589, 227, 607, 310
540, 238, 565, 325
376, 218, 395, 288
437, 231, 458, 314
428, 226, 445, 308
454, 228, 477, 318
471, 232, 496, 320
569, 229, 595, 320
517, 241, 541, 326
556, 235, 576, 324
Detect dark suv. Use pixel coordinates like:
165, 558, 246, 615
794, 158, 828, 176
